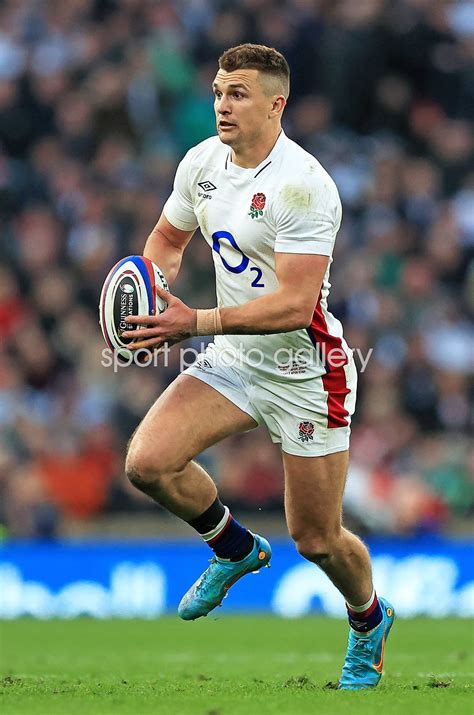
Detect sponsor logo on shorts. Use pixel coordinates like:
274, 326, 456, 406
277, 357, 309, 375
298, 421, 314, 442
194, 358, 213, 371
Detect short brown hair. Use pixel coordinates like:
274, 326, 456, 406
218, 43, 290, 99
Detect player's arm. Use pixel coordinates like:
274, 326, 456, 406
125, 176, 339, 348
219, 252, 329, 333
143, 214, 195, 286
123, 252, 328, 349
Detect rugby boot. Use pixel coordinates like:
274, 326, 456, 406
339, 597, 395, 690
178, 533, 271, 620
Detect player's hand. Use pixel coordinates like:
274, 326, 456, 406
121, 286, 197, 350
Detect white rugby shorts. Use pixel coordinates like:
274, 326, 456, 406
184, 343, 357, 457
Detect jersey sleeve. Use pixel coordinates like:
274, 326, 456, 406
273, 179, 342, 257
162, 151, 200, 232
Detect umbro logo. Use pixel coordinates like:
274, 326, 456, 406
198, 180, 217, 192
197, 180, 216, 200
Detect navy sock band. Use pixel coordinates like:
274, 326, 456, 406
187, 497, 254, 561
346, 592, 383, 633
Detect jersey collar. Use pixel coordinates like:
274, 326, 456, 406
225, 129, 287, 179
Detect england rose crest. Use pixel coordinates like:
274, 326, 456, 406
249, 192, 266, 219
298, 421, 315, 442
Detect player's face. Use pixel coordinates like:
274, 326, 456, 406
213, 69, 276, 149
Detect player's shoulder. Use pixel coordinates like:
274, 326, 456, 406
182, 135, 226, 169
281, 136, 339, 194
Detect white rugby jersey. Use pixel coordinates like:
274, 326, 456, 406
163, 130, 351, 381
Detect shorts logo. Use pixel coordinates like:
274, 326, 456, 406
298, 421, 315, 442
249, 193, 266, 219
194, 358, 212, 371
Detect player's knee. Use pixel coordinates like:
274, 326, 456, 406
294, 533, 337, 565
125, 442, 186, 493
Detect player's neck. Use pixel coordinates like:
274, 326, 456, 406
230, 127, 282, 169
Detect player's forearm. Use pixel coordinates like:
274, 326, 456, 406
219, 290, 314, 335
143, 227, 183, 286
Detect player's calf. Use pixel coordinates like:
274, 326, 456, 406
126, 447, 261, 564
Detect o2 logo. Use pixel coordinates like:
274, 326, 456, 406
212, 231, 264, 287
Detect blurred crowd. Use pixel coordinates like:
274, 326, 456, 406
0, 0, 473, 539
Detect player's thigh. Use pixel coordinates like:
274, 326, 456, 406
283, 449, 349, 542
128, 373, 258, 469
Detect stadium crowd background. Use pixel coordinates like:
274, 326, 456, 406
0, 0, 472, 539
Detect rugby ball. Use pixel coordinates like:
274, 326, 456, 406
99, 255, 169, 362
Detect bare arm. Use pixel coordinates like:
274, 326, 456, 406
124, 252, 329, 349
220, 253, 329, 333
143, 214, 195, 286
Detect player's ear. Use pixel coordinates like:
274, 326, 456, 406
269, 95, 286, 117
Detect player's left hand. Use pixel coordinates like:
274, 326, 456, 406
121, 286, 197, 350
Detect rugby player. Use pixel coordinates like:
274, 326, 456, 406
122, 43, 394, 690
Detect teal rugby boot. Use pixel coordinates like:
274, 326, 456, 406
339, 597, 395, 690
178, 534, 272, 620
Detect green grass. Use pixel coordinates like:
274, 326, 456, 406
1, 617, 473, 715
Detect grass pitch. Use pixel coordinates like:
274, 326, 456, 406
1, 616, 472, 715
